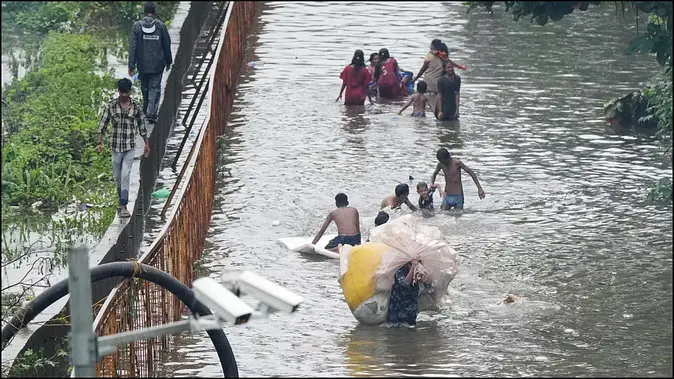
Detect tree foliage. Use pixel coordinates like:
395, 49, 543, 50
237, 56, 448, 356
647, 177, 673, 203
1, 1, 177, 33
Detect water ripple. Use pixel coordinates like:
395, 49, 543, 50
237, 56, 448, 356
158, 2, 672, 377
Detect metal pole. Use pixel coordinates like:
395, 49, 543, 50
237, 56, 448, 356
68, 245, 97, 378
97, 320, 193, 358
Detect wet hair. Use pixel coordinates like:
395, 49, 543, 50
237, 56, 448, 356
374, 49, 390, 82
431, 39, 443, 51
374, 211, 389, 226
144, 2, 156, 14
351, 49, 366, 70
369, 52, 378, 64
117, 78, 133, 93
416, 182, 429, 191
395, 183, 409, 198
378, 48, 390, 61
439, 43, 449, 55
436, 148, 451, 163
335, 193, 348, 207
416, 81, 427, 93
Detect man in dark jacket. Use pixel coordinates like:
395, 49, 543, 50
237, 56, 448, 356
128, 2, 172, 124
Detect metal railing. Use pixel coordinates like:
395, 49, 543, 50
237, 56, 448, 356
92, 2, 260, 376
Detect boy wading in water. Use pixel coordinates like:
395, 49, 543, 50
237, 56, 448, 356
398, 81, 435, 117
97, 78, 150, 218
381, 183, 418, 212
431, 148, 485, 210
312, 193, 361, 252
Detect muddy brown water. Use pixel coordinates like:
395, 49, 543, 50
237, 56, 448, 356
154, 2, 672, 377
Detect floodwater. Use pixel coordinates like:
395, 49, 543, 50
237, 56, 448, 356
160, 2, 672, 377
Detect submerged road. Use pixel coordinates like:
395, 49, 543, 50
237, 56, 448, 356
158, 2, 672, 377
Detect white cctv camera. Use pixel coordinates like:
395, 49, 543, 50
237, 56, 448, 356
192, 277, 254, 325
233, 271, 303, 314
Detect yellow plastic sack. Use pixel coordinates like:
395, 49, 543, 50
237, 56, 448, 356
340, 243, 386, 311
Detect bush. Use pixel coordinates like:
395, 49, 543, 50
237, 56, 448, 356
647, 68, 673, 139
1, 1, 179, 209
647, 177, 673, 203
1, 32, 116, 208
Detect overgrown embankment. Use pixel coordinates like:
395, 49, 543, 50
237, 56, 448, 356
1, 1, 177, 209
1, 1, 179, 323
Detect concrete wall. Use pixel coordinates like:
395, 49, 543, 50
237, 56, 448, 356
2, 2, 215, 376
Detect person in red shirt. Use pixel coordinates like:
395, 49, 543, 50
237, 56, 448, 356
337, 50, 373, 105
375, 48, 402, 99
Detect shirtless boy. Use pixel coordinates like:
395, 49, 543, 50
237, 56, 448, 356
431, 148, 485, 210
381, 183, 418, 212
398, 81, 434, 117
312, 193, 361, 252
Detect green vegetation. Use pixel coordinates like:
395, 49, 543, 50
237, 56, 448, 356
2, 1, 178, 209
2, 32, 117, 208
3, 347, 67, 377
1, 1, 177, 34
1, 6, 178, 372
466, 1, 673, 203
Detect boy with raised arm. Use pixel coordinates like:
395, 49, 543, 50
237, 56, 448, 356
312, 193, 361, 252
431, 148, 485, 210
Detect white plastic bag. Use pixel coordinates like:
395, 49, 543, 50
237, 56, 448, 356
341, 215, 459, 324
371, 215, 459, 311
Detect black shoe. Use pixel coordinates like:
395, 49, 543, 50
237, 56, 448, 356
147, 117, 157, 124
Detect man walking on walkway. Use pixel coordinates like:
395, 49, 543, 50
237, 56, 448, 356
97, 78, 151, 218
128, 1, 172, 124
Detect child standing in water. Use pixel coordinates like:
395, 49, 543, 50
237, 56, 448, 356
312, 193, 361, 252
398, 81, 434, 117
416, 182, 443, 210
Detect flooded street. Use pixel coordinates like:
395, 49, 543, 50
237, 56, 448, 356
163, 2, 672, 377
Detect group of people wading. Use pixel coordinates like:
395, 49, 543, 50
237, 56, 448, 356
337, 39, 466, 121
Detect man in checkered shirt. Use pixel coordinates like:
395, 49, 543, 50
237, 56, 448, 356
97, 78, 151, 218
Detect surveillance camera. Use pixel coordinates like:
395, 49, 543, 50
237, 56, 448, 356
192, 277, 254, 325
235, 271, 303, 314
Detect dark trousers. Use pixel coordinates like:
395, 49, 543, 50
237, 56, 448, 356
139, 72, 163, 120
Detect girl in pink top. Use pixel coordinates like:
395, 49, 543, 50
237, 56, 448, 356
375, 48, 402, 99
337, 50, 373, 106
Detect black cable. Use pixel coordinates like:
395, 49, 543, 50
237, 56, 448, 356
1, 262, 238, 378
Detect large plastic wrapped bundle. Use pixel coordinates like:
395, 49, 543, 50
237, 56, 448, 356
340, 215, 459, 325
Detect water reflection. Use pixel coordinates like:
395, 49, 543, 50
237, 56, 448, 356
435, 119, 463, 150
341, 105, 370, 130
343, 322, 452, 377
